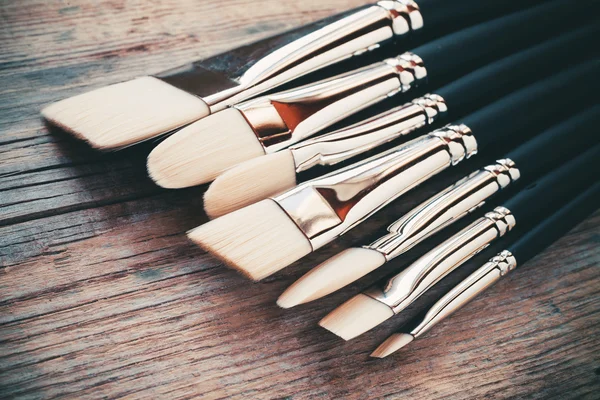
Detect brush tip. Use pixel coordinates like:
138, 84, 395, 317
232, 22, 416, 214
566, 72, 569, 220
147, 107, 265, 188
188, 199, 312, 281
42, 76, 209, 149
277, 248, 386, 308
319, 294, 394, 341
204, 150, 297, 218
370, 333, 414, 358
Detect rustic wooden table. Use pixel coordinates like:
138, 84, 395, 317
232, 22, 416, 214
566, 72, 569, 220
1, 1, 599, 398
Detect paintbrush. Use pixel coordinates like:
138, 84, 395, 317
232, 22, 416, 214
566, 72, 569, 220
187, 62, 598, 281
41, 0, 544, 150
371, 181, 600, 357
146, 0, 585, 187
203, 25, 598, 218
319, 145, 600, 340
277, 106, 600, 308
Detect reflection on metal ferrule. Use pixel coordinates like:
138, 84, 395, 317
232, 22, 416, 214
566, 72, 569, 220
367, 159, 520, 259
290, 93, 447, 173
364, 206, 516, 314
273, 125, 476, 250
236, 52, 427, 153
409, 250, 517, 338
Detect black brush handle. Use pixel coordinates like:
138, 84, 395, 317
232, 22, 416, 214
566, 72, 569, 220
413, 0, 598, 87
507, 106, 600, 178
436, 24, 600, 119
509, 181, 600, 266
463, 61, 600, 151
503, 145, 600, 230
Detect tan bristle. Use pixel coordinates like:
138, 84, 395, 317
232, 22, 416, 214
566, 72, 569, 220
147, 108, 265, 188
187, 199, 312, 281
41, 77, 209, 149
204, 150, 297, 218
277, 248, 386, 308
319, 294, 394, 341
370, 333, 414, 358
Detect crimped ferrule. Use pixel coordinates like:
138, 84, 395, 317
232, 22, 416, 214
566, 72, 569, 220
409, 250, 517, 338
377, 0, 424, 35
236, 52, 427, 153
367, 158, 520, 259
290, 93, 447, 172
364, 206, 516, 314
273, 125, 477, 250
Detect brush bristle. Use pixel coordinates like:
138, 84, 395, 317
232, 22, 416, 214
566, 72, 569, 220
187, 199, 312, 280
41, 77, 208, 149
319, 294, 394, 340
147, 108, 265, 188
277, 248, 386, 308
204, 150, 297, 218
370, 333, 414, 358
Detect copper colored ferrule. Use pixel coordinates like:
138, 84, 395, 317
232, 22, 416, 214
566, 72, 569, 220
235, 52, 427, 152
272, 124, 476, 250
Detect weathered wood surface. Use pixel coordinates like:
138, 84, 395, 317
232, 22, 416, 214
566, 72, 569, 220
1, 1, 599, 398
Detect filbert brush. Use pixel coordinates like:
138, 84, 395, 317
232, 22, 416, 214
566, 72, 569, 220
320, 146, 600, 340
188, 63, 597, 281
372, 181, 600, 357
278, 106, 600, 308
204, 25, 597, 218
147, 0, 578, 188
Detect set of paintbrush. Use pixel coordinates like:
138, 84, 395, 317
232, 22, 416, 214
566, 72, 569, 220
42, 0, 599, 358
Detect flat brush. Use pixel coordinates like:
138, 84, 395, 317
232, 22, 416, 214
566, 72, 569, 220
372, 181, 600, 358
204, 25, 599, 218
277, 106, 600, 308
187, 62, 598, 281
147, 0, 583, 188
41, 0, 543, 149
319, 145, 600, 340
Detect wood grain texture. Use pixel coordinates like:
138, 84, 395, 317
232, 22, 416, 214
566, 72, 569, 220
1, 1, 599, 398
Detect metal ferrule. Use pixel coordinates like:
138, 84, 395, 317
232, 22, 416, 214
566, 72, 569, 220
409, 250, 517, 338
235, 52, 427, 152
367, 159, 520, 259
204, 1, 423, 110
364, 206, 516, 314
272, 124, 477, 250
289, 93, 447, 172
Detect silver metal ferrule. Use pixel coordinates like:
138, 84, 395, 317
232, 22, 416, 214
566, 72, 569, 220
408, 250, 517, 338
205, 1, 423, 110
272, 124, 477, 250
364, 206, 516, 314
367, 159, 520, 259
236, 52, 427, 152
289, 93, 447, 173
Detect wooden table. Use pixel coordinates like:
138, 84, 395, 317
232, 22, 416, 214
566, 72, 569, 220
1, 1, 599, 398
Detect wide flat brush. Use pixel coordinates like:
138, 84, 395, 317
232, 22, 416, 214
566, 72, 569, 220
277, 106, 600, 308
41, 0, 542, 149
204, 25, 598, 218
371, 181, 600, 357
187, 62, 598, 281
319, 145, 600, 340
147, 0, 584, 188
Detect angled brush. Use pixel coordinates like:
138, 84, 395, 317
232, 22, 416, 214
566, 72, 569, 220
204, 25, 598, 218
187, 62, 598, 281
147, 0, 583, 187
41, 0, 545, 149
319, 145, 600, 340
277, 106, 600, 308
372, 181, 600, 357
